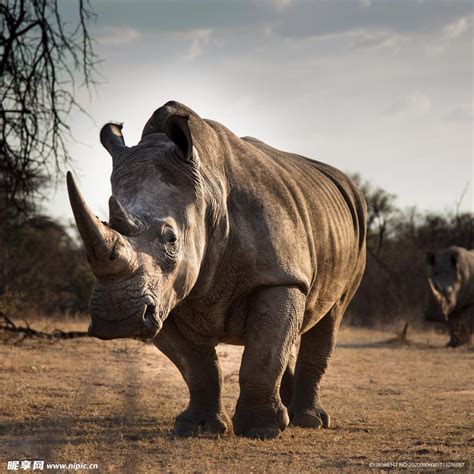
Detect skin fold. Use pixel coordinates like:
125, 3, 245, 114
68, 101, 367, 439
425, 246, 474, 347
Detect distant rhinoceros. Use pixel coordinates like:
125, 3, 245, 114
425, 246, 474, 347
68, 101, 366, 439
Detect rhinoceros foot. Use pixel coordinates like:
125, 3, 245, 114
290, 406, 330, 429
232, 401, 289, 440
174, 408, 231, 437
446, 337, 460, 348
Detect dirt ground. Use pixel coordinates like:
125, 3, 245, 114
1, 318, 473, 473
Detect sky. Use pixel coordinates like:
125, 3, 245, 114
47, 0, 474, 222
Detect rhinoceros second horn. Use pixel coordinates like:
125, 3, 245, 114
108, 195, 144, 236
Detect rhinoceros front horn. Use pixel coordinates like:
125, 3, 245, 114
67, 172, 135, 277
428, 278, 441, 297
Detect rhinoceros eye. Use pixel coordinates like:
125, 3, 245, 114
163, 227, 179, 258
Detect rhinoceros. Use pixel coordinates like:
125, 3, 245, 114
67, 101, 367, 439
425, 245, 474, 347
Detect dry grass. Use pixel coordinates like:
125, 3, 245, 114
1, 318, 473, 473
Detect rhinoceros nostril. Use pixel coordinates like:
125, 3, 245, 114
143, 304, 163, 335
144, 304, 156, 322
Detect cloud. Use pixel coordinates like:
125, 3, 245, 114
183, 29, 212, 62
95, 26, 142, 45
445, 106, 473, 122
272, 0, 473, 39
423, 15, 472, 56
382, 92, 432, 119
65, 0, 474, 44
90, 1, 266, 34
258, 0, 294, 11
441, 16, 472, 39
349, 29, 406, 53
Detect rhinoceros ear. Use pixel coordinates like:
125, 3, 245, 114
100, 123, 127, 161
426, 251, 436, 266
165, 115, 193, 161
450, 253, 458, 268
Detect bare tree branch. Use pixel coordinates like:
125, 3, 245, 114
0, 0, 98, 222
455, 181, 470, 219
0, 313, 89, 343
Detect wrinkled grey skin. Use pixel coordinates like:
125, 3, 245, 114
425, 246, 474, 347
68, 101, 367, 439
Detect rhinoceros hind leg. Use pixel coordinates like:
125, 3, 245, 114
288, 309, 338, 430
289, 288, 356, 429
289, 263, 364, 430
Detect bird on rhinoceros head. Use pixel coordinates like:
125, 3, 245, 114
68, 100, 367, 439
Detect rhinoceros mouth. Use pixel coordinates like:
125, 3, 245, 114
88, 304, 162, 340
90, 304, 145, 324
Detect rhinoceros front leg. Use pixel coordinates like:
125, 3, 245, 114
447, 308, 472, 347
233, 286, 305, 439
153, 318, 230, 437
